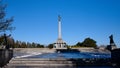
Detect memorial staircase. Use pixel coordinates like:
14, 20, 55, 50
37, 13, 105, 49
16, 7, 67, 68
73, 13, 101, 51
6, 57, 112, 68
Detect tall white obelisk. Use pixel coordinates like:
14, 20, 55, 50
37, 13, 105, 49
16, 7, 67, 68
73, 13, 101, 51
54, 15, 66, 49
58, 15, 62, 39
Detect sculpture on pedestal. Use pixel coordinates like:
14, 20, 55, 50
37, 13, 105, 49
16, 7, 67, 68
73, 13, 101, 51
109, 35, 116, 46
107, 34, 117, 51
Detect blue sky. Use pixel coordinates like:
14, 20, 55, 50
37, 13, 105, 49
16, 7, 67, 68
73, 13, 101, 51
4, 0, 120, 47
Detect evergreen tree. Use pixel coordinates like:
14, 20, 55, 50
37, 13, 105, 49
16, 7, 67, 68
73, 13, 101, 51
82, 37, 97, 47
76, 42, 83, 47
21, 42, 27, 48
47, 44, 54, 49
36, 44, 44, 48
31, 42, 36, 48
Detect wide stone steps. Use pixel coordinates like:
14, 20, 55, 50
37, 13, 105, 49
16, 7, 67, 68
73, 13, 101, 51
8, 59, 74, 64
6, 58, 112, 68
6, 58, 76, 68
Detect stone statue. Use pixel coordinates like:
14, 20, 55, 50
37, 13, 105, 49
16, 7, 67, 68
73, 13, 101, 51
4, 34, 12, 49
107, 34, 117, 51
109, 34, 116, 46
58, 15, 61, 22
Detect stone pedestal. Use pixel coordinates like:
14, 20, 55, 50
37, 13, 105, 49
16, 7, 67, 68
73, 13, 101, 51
0, 49, 13, 67
54, 39, 66, 49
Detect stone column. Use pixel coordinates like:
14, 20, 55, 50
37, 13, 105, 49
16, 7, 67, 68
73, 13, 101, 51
58, 15, 62, 39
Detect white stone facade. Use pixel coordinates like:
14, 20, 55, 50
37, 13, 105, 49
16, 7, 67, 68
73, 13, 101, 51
54, 39, 66, 49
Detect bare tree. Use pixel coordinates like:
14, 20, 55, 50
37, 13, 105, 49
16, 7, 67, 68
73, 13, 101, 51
0, 0, 15, 32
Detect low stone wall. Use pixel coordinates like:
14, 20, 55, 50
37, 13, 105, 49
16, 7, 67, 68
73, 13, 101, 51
111, 48, 120, 66
73, 47, 110, 53
13, 48, 56, 54
14, 48, 110, 54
